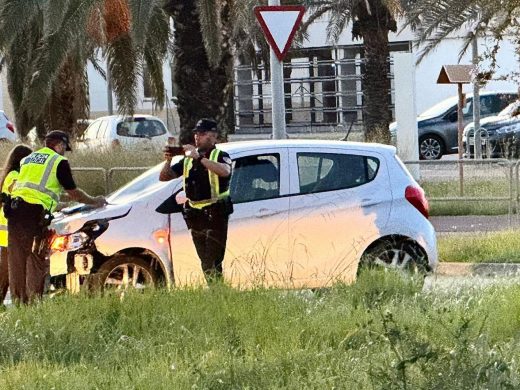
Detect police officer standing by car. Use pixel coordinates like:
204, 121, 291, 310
159, 119, 233, 282
6, 130, 106, 304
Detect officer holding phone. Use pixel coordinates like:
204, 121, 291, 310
159, 119, 233, 282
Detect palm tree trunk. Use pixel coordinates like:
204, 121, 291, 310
45, 56, 89, 136
354, 1, 396, 144
361, 26, 391, 143
164, 0, 234, 144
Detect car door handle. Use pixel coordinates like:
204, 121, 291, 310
361, 198, 381, 207
255, 208, 281, 218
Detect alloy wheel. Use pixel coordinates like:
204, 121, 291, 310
104, 263, 154, 290
420, 137, 442, 160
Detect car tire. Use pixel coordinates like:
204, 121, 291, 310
358, 239, 430, 276
419, 135, 445, 160
87, 255, 158, 292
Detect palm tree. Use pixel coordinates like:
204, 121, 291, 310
403, 0, 514, 71
0, 0, 170, 138
163, 0, 271, 144
302, 0, 403, 143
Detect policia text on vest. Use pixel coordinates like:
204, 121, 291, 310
5, 131, 106, 304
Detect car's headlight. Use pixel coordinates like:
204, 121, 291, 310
50, 232, 89, 252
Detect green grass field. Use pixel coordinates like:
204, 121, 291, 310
438, 230, 520, 263
1, 270, 520, 388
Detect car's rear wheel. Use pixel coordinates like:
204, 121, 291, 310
359, 239, 430, 276
419, 135, 445, 160
87, 256, 158, 292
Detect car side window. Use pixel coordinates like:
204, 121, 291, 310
96, 120, 108, 139
84, 120, 101, 140
230, 154, 280, 203
297, 152, 379, 194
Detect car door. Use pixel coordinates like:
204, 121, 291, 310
224, 148, 290, 288
288, 147, 391, 288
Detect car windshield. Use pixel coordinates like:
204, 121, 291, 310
498, 100, 520, 116
419, 96, 460, 118
116, 118, 167, 138
107, 156, 183, 204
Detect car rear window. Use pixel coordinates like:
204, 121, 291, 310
297, 152, 379, 194
117, 119, 167, 138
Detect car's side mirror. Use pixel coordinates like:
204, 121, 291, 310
156, 189, 184, 214
446, 111, 458, 122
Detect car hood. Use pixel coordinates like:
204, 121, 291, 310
464, 114, 520, 134
51, 203, 132, 235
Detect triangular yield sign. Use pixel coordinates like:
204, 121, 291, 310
254, 6, 305, 62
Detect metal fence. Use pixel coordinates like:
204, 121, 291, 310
233, 58, 395, 134
403, 159, 519, 226
75, 160, 520, 227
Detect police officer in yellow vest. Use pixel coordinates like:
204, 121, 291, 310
6, 130, 106, 304
0, 145, 33, 305
159, 119, 233, 281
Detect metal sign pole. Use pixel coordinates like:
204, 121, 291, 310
268, 0, 287, 140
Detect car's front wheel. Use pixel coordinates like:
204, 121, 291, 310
419, 135, 445, 160
87, 256, 158, 291
359, 239, 430, 275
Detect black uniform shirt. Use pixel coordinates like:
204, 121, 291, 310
56, 160, 77, 190
170, 147, 232, 201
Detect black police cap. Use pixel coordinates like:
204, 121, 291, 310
45, 130, 72, 151
193, 119, 218, 133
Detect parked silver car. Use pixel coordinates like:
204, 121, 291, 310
48, 140, 437, 291
78, 114, 173, 151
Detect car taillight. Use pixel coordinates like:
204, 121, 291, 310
6, 122, 14, 133
405, 185, 429, 219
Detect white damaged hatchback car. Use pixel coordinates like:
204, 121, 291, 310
48, 140, 437, 291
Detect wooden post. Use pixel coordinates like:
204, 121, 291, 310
457, 83, 464, 196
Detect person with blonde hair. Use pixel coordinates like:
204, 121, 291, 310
0, 144, 33, 305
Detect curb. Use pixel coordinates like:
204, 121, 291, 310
436, 262, 520, 277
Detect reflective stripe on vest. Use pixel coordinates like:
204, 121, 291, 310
12, 147, 65, 212
0, 170, 18, 247
183, 148, 229, 209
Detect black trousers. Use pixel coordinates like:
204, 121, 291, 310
184, 202, 230, 281
7, 200, 47, 304
0, 246, 8, 303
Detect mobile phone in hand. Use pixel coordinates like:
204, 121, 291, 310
166, 146, 185, 155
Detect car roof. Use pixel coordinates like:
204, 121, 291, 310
92, 114, 163, 122
217, 139, 396, 156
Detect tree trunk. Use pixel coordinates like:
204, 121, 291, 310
164, 0, 235, 145
45, 56, 89, 137
355, 1, 395, 144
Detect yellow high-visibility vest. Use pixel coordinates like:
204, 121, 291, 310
11, 147, 66, 213
0, 170, 18, 247
183, 148, 229, 209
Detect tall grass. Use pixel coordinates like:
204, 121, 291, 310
0, 270, 520, 388
438, 230, 520, 263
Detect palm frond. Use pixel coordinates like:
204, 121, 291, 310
22, 0, 101, 116
106, 33, 138, 116
196, 0, 222, 67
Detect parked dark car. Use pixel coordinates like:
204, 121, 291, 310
390, 91, 517, 160
463, 100, 520, 158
